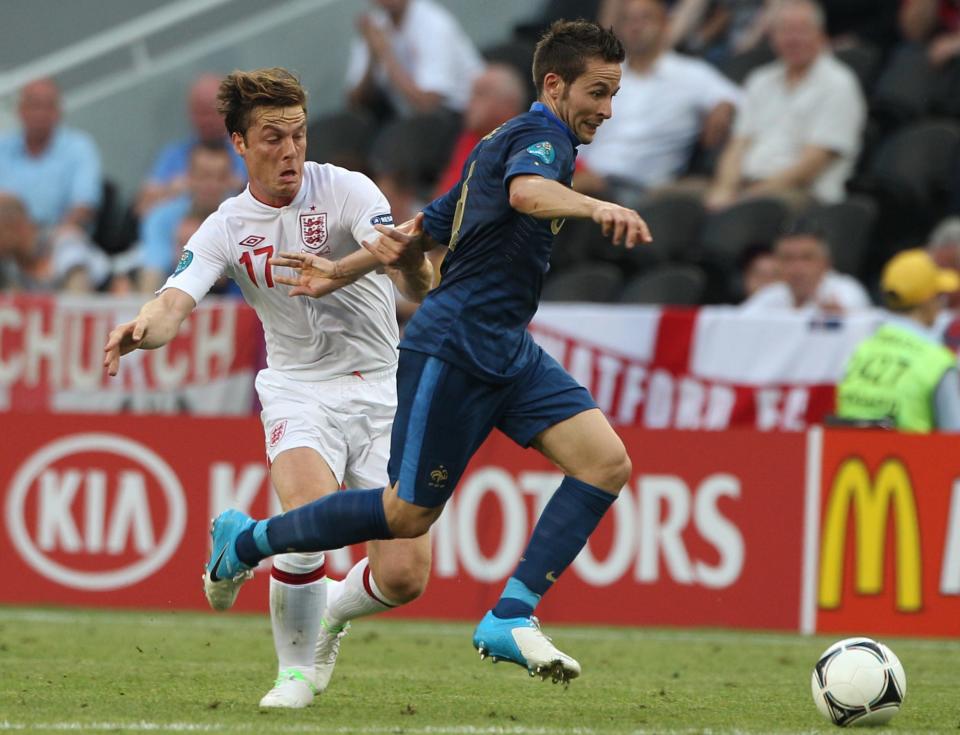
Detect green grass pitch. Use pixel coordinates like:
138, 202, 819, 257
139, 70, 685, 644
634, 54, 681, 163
1, 606, 957, 734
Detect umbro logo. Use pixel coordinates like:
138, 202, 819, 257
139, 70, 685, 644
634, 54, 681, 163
240, 235, 266, 247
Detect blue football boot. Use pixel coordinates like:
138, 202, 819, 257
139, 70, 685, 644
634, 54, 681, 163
472, 610, 581, 683
203, 509, 256, 611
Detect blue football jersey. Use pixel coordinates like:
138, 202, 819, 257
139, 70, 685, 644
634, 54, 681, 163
401, 103, 580, 382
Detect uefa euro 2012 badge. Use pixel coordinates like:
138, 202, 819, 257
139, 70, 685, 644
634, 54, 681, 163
173, 249, 194, 275
526, 141, 555, 164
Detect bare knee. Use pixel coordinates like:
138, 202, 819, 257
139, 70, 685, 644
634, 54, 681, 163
591, 447, 632, 494
370, 548, 430, 604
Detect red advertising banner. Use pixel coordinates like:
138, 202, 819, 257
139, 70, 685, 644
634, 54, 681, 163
0, 294, 263, 414
0, 414, 806, 630
815, 430, 960, 637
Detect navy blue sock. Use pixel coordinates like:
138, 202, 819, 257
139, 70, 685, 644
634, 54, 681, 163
492, 476, 616, 620
234, 487, 392, 567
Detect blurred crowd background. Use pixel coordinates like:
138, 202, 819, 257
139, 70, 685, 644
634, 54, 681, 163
1, 0, 959, 319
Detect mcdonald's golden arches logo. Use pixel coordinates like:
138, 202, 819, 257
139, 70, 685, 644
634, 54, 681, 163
819, 457, 922, 612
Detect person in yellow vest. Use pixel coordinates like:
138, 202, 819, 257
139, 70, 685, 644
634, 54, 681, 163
836, 249, 960, 432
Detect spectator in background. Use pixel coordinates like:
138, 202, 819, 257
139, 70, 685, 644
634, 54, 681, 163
705, 0, 865, 211
836, 249, 960, 432
665, 0, 771, 63
923, 216, 960, 341
345, 0, 483, 121
897, 0, 960, 115
137, 142, 238, 293
901, 0, 960, 64
137, 74, 245, 214
741, 222, 870, 314
433, 64, 528, 197
576, 0, 742, 204
0, 78, 102, 231
737, 242, 782, 300
0, 193, 110, 292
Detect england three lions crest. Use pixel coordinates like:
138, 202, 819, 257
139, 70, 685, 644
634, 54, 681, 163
299, 212, 330, 253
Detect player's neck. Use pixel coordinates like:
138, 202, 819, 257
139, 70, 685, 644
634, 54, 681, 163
249, 181, 297, 208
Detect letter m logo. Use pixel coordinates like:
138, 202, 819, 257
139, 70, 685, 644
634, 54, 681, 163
819, 458, 922, 612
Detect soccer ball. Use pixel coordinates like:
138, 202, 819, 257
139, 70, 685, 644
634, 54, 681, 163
811, 637, 906, 727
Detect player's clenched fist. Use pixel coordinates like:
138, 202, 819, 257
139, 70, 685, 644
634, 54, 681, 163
591, 202, 652, 249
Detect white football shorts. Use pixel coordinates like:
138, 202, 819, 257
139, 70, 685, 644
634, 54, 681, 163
255, 365, 397, 487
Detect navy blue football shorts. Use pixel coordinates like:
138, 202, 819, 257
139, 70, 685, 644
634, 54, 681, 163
387, 347, 597, 508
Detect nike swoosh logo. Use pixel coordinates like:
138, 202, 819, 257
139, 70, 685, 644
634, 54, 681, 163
209, 545, 228, 582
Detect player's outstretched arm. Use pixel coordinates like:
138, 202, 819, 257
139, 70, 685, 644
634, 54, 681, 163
508, 175, 653, 248
367, 213, 436, 302
270, 250, 375, 298
103, 288, 196, 376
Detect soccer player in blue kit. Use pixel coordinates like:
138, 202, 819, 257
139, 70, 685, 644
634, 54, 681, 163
207, 19, 651, 683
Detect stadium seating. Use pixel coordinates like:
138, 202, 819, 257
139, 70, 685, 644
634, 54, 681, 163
369, 111, 463, 194
806, 195, 878, 277
619, 263, 707, 305
541, 262, 624, 303
306, 110, 379, 175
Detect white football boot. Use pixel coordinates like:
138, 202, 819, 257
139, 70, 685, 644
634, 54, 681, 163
259, 668, 317, 708
314, 619, 350, 692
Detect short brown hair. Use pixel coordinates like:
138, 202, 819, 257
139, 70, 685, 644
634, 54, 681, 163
217, 67, 307, 137
532, 20, 625, 96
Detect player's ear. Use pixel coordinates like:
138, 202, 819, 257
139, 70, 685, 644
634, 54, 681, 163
231, 131, 246, 156
542, 72, 564, 103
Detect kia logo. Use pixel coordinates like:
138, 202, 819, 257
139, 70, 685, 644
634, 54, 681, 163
5, 433, 186, 590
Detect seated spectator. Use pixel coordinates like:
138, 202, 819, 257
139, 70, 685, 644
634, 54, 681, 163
0, 78, 102, 231
924, 216, 960, 339
738, 242, 782, 300
137, 142, 238, 293
665, 0, 770, 64
576, 0, 742, 204
901, 0, 960, 65
0, 194, 110, 293
895, 0, 960, 115
741, 222, 870, 314
345, 0, 483, 121
433, 64, 528, 197
137, 74, 244, 214
706, 0, 866, 211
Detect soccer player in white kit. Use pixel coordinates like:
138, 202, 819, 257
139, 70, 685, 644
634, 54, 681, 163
103, 68, 434, 709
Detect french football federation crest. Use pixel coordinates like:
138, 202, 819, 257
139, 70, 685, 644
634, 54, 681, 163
300, 212, 329, 252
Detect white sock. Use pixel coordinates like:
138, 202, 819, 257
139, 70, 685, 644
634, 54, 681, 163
323, 557, 398, 630
269, 552, 326, 674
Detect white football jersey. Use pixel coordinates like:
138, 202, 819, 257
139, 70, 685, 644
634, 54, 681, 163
161, 161, 399, 381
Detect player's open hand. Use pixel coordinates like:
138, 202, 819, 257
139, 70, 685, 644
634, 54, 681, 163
592, 202, 652, 248
103, 318, 149, 377
362, 212, 425, 272
270, 251, 348, 298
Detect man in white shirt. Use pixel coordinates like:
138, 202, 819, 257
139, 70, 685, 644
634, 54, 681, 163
345, 0, 483, 119
741, 223, 870, 313
103, 68, 433, 710
578, 0, 742, 201
706, 0, 866, 209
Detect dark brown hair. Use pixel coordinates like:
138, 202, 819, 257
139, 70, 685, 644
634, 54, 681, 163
532, 19, 625, 96
217, 67, 307, 137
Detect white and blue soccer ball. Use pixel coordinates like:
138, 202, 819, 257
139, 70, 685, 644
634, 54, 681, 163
811, 637, 906, 727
